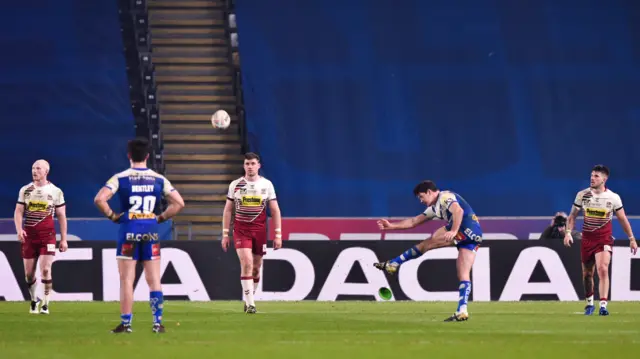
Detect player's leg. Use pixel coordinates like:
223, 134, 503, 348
252, 254, 263, 295
237, 247, 256, 312
142, 242, 164, 332
37, 233, 57, 314
251, 229, 267, 297
374, 226, 452, 275
594, 249, 612, 316
444, 245, 477, 322
581, 243, 596, 315
38, 254, 54, 314
234, 229, 256, 312
142, 247, 165, 333
112, 240, 137, 333
115, 258, 136, 332
22, 249, 40, 314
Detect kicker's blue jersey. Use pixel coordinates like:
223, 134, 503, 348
423, 190, 483, 251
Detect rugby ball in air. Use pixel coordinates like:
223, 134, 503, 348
211, 110, 231, 129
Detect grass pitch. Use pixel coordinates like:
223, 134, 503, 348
1, 301, 637, 359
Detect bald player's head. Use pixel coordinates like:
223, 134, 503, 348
32, 159, 50, 183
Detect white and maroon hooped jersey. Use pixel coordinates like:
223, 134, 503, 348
227, 176, 276, 230
572, 188, 623, 242
17, 182, 65, 231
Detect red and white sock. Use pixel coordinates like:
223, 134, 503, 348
600, 298, 608, 309
42, 279, 53, 306
241, 276, 255, 307
253, 277, 260, 295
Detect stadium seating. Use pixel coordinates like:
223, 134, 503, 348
119, 0, 165, 175
144, 0, 247, 239
236, 0, 640, 217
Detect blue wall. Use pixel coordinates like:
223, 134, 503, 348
237, 0, 640, 217
0, 1, 133, 217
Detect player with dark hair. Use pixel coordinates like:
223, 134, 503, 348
564, 165, 637, 316
221, 152, 282, 313
14, 159, 68, 314
374, 180, 482, 322
94, 137, 185, 333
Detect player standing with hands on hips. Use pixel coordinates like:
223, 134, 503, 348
94, 138, 185, 333
221, 153, 282, 314
564, 165, 637, 316
14, 159, 68, 314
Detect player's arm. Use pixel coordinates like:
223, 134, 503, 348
615, 208, 635, 242
55, 205, 67, 242
14, 203, 25, 241
269, 199, 282, 247
383, 213, 430, 230
565, 192, 583, 234
267, 181, 282, 243
94, 187, 116, 218
222, 180, 235, 238
564, 194, 582, 247
222, 199, 233, 238
447, 201, 464, 233
54, 189, 67, 243
14, 188, 26, 241
55, 202, 69, 252
14, 203, 24, 232
612, 193, 636, 253
94, 185, 121, 222
158, 190, 185, 223
565, 206, 580, 234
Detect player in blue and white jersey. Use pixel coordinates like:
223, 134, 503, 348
94, 138, 185, 333
374, 180, 482, 322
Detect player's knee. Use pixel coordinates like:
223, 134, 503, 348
41, 268, 51, 279
240, 261, 252, 275
119, 271, 134, 285
24, 268, 35, 279
596, 264, 609, 277
144, 272, 162, 291
25, 274, 35, 283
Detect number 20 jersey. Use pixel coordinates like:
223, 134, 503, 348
104, 168, 175, 236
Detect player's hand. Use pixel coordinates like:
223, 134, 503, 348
221, 236, 229, 252
630, 239, 638, 255
109, 212, 123, 223
377, 219, 393, 231
17, 230, 26, 243
444, 230, 457, 242
563, 233, 573, 247
273, 238, 283, 250
59, 239, 68, 253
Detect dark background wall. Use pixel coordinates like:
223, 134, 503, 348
0, 0, 133, 217
237, 0, 640, 217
